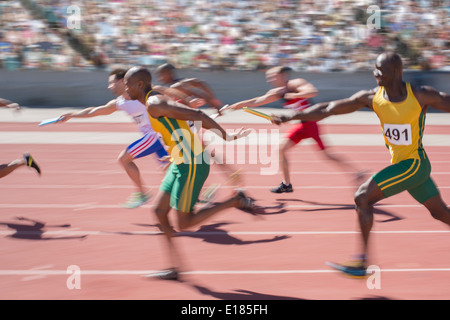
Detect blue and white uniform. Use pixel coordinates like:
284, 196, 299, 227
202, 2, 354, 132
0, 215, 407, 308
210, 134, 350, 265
116, 96, 168, 160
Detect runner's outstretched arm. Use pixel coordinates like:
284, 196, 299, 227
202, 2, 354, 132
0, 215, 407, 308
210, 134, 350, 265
0, 98, 20, 110
228, 89, 283, 110
272, 89, 375, 124
58, 100, 118, 122
147, 95, 250, 141
416, 86, 450, 113
172, 78, 224, 110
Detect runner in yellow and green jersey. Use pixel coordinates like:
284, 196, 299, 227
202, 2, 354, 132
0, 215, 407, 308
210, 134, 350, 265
124, 66, 256, 280
271, 51, 450, 278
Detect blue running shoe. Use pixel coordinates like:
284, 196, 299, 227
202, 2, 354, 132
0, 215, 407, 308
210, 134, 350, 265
121, 192, 151, 209
326, 260, 367, 279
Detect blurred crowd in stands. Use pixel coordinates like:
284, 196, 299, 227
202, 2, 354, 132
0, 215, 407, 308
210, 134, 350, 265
0, 0, 448, 72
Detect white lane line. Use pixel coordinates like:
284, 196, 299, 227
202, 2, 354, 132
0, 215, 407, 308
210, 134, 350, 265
1, 268, 450, 276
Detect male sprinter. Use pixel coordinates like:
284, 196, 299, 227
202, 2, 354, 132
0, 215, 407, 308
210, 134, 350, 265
155, 63, 224, 113
229, 66, 362, 193
58, 69, 168, 208
124, 66, 254, 280
272, 52, 450, 277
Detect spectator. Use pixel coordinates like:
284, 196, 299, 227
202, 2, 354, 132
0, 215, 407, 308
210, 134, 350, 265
1, 0, 448, 72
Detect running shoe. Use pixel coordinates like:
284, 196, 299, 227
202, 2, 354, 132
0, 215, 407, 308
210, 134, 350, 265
270, 182, 293, 193
235, 190, 258, 215
121, 192, 151, 209
144, 268, 179, 281
326, 259, 367, 279
23, 153, 41, 175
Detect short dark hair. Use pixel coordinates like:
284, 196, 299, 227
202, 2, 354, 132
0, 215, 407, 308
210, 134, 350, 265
109, 68, 127, 80
156, 63, 175, 73
279, 66, 292, 74
126, 66, 152, 85
267, 66, 292, 75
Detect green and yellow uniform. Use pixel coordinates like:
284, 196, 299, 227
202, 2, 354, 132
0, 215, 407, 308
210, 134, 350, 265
371, 83, 439, 203
147, 93, 210, 213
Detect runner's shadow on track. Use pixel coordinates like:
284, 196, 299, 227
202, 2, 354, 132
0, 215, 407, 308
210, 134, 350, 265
110, 223, 170, 236
252, 201, 288, 216
185, 282, 303, 300
0, 217, 87, 240
206, 199, 287, 216
179, 222, 290, 245
133, 222, 290, 245
359, 295, 393, 300
276, 199, 403, 223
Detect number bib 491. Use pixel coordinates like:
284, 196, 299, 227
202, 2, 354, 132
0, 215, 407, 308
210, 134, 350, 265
383, 123, 412, 145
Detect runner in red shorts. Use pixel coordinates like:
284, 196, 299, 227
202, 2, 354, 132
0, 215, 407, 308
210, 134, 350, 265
229, 66, 363, 193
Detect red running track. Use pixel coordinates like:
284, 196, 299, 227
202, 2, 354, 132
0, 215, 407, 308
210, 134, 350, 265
0, 121, 449, 300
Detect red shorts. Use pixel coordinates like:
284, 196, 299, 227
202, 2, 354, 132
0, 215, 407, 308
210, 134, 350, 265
286, 121, 325, 150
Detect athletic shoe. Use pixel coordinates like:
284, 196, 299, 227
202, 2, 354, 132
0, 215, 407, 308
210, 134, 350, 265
121, 192, 151, 209
326, 259, 367, 279
235, 190, 257, 215
144, 268, 179, 281
23, 153, 41, 175
270, 182, 293, 193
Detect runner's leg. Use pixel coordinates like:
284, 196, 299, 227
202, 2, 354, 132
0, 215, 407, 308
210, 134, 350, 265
118, 149, 147, 194
279, 138, 296, 186
354, 177, 385, 256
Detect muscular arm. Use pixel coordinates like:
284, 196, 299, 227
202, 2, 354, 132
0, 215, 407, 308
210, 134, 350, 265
147, 95, 247, 141
0, 98, 20, 110
59, 99, 117, 122
415, 85, 450, 113
229, 88, 283, 110
274, 89, 375, 123
283, 78, 318, 100
153, 85, 192, 105
173, 78, 223, 109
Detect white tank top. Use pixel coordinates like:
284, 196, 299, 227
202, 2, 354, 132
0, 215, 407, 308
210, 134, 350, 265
116, 96, 155, 135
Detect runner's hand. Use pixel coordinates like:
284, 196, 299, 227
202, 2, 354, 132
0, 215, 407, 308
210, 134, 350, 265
228, 102, 244, 110
189, 98, 206, 109
57, 114, 71, 123
271, 115, 290, 125
9, 103, 21, 111
226, 127, 251, 141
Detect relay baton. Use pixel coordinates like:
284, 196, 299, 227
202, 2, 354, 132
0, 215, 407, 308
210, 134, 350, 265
38, 117, 64, 126
243, 107, 273, 121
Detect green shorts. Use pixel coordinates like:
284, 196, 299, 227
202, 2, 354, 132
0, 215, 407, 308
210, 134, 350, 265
372, 154, 439, 204
160, 158, 210, 213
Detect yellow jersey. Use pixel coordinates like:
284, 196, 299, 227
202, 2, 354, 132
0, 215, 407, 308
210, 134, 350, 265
146, 95, 204, 165
372, 83, 426, 164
